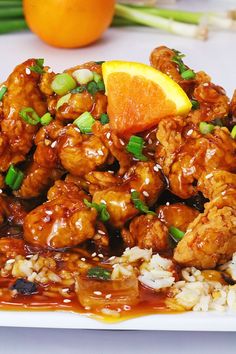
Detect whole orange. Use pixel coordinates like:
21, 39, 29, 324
23, 0, 115, 48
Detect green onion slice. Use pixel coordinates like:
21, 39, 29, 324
87, 266, 111, 280
19, 107, 40, 125
190, 99, 200, 110
126, 135, 148, 161
87, 80, 105, 95
41, 112, 53, 126
56, 93, 71, 110
0, 86, 7, 101
84, 199, 110, 222
169, 226, 185, 242
172, 50, 186, 74
87, 81, 98, 95
131, 190, 156, 215
181, 69, 196, 80
231, 126, 236, 139
93, 72, 102, 83
5, 165, 24, 190
71, 86, 87, 94
29, 58, 45, 74
100, 113, 109, 125
73, 112, 95, 134
199, 122, 215, 134
51, 73, 77, 96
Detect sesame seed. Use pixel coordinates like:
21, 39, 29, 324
47, 68, 53, 73
108, 256, 116, 261
143, 191, 149, 197
154, 164, 161, 172
106, 132, 111, 139
85, 306, 91, 310
94, 291, 102, 296
63, 299, 71, 303
98, 254, 104, 258
105, 294, 112, 299
100, 200, 107, 205
51, 141, 57, 148
81, 258, 86, 262
91, 252, 97, 257
45, 210, 53, 215
205, 173, 213, 179
148, 138, 153, 144
130, 188, 136, 192
25, 68, 31, 75
98, 230, 106, 235
187, 129, 193, 136
221, 191, 226, 195
6, 259, 15, 265
119, 139, 125, 146
166, 202, 170, 206
203, 82, 209, 87
145, 178, 150, 184
97, 149, 104, 156
108, 170, 114, 174
61, 288, 69, 293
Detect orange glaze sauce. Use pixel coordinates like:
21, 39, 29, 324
0, 276, 176, 323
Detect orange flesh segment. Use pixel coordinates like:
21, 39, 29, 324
107, 72, 177, 136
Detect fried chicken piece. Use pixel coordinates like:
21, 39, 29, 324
230, 90, 236, 117
187, 83, 229, 124
93, 122, 133, 175
23, 181, 97, 249
150, 46, 196, 95
198, 170, 236, 200
15, 162, 63, 199
46, 62, 107, 121
0, 194, 27, 225
174, 190, 236, 269
0, 195, 8, 225
156, 118, 236, 198
0, 59, 47, 172
84, 171, 121, 195
121, 214, 169, 251
57, 125, 109, 177
156, 203, 199, 232
93, 162, 164, 228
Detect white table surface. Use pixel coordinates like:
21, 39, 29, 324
0, 0, 236, 352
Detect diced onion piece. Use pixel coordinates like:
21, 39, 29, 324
72, 69, 94, 85
76, 275, 139, 309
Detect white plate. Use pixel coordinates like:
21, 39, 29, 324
0, 2, 235, 330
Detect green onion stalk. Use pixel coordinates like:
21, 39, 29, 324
115, 3, 208, 40
120, 4, 236, 30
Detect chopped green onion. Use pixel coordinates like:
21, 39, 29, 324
56, 93, 71, 110
84, 199, 110, 222
97, 80, 105, 92
0, 86, 7, 101
126, 135, 147, 161
93, 72, 102, 83
131, 190, 156, 215
73, 112, 95, 134
19, 107, 40, 125
5, 165, 24, 191
199, 122, 215, 134
41, 112, 53, 126
29, 58, 45, 74
87, 81, 98, 95
100, 113, 109, 125
231, 126, 236, 139
72, 69, 94, 85
87, 266, 111, 280
87, 80, 105, 95
181, 69, 196, 80
172, 50, 187, 73
51, 73, 77, 96
71, 86, 86, 94
210, 118, 225, 127
190, 99, 200, 110
169, 226, 185, 242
